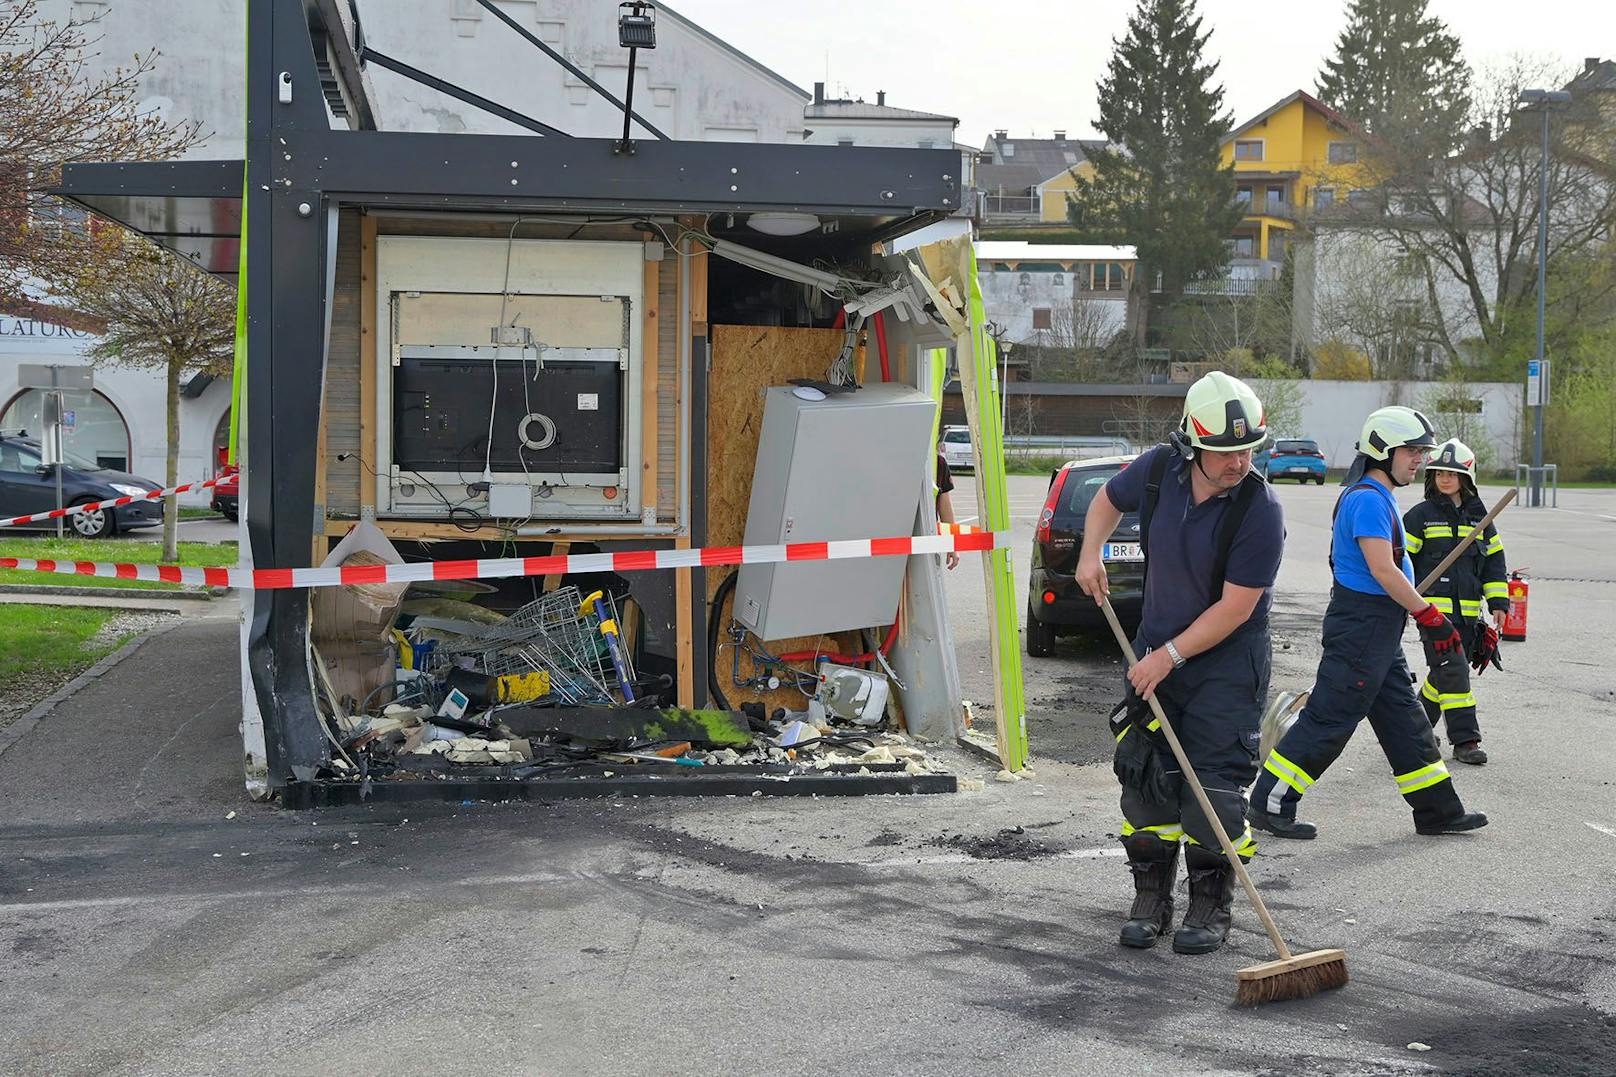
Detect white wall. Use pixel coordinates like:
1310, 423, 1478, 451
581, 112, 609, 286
37, 0, 810, 150
0, 317, 233, 504
1262, 378, 1523, 469
803, 118, 957, 149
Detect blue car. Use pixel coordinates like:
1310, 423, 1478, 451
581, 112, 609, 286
1257, 438, 1328, 484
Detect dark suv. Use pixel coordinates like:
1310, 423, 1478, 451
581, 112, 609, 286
0, 435, 164, 538
1027, 455, 1144, 656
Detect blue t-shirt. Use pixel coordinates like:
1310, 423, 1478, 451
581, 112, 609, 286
1103, 445, 1286, 647
1332, 481, 1416, 594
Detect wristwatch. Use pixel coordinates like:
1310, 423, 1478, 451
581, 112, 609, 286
1164, 639, 1186, 669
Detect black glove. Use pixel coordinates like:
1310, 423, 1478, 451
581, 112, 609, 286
1110, 697, 1174, 805
1414, 603, 1464, 660
1469, 623, 1503, 675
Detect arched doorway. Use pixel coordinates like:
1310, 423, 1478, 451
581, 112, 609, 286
0, 388, 132, 471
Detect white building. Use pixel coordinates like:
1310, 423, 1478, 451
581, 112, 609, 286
8, 0, 826, 505
804, 84, 974, 202
975, 241, 1135, 349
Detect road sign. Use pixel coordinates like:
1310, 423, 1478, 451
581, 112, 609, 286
17, 363, 93, 391
1526, 359, 1551, 406
61, 409, 76, 430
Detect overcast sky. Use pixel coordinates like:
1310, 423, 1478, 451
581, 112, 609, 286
668, 0, 1612, 146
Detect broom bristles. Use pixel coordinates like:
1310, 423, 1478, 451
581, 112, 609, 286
1236, 955, 1348, 1006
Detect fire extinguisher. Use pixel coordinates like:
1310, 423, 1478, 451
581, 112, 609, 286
1502, 571, 1529, 642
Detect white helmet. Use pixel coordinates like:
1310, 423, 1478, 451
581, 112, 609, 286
1356, 405, 1436, 461
1426, 437, 1477, 481
1178, 371, 1267, 452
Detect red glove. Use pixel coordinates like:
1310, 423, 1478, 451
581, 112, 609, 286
1413, 604, 1464, 659
1470, 623, 1503, 675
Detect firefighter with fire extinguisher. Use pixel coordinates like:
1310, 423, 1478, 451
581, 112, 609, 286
1402, 438, 1509, 764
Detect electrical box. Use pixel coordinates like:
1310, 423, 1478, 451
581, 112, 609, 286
374, 237, 646, 521
733, 384, 937, 642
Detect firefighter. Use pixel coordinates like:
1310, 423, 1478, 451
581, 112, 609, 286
1077, 371, 1285, 955
1248, 406, 1489, 840
1404, 438, 1507, 764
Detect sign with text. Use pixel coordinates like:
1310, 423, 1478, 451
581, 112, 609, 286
1526, 359, 1551, 407
17, 363, 93, 391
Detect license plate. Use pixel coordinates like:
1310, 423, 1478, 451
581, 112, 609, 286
1288, 467, 1312, 474
1103, 542, 1143, 562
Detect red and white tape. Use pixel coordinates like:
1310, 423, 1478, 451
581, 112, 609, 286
0, 474, 229, 529
939, 522, 988, 535
0, 530, 1008, 591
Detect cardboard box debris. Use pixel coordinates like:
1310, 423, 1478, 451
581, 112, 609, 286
311, 522, 410, 710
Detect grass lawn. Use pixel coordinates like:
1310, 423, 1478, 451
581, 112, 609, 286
0, 604, 128, 700
0, 539, 238, 591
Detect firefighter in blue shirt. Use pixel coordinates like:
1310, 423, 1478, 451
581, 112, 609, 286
1077, 372, 1285, 955
1249, 406, 1489, 840
1403, 438, 1508, 764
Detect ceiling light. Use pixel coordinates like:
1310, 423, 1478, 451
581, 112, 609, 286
746, 213, 821, 237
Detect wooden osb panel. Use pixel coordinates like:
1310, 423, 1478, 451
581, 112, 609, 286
657, 249, 679, 519
323, 210, 364, 516
706, 325, 867, 717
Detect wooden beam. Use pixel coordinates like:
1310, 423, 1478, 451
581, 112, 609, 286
543, 541, 570, 592
321, 519, 679, 543
358, 213, 379, 514
689, 243, 708, 336
642, 255, 660, 523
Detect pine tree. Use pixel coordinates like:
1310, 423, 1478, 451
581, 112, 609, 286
1066, 0, 1242, 347
1316, 0, 1470, 152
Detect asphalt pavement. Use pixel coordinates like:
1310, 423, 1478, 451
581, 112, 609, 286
0, 475, 1612, 1076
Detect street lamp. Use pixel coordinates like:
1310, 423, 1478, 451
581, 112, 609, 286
1518, 88, 1572, 506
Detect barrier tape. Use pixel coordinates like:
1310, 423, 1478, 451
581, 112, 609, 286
939, 522, 987, 535
0, 474, 230, 529
0, 530, 1009, 591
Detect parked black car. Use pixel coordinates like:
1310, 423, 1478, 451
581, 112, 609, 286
1027, 455, 1144, 656
0, 434, 164, 538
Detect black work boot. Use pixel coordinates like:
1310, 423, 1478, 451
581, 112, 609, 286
1247, 804, 1317, 840
1454, 742, 1488, 765
1173, 848, 1238, 955
1415, 810, 1489, 836
1119, 837, 1180, 949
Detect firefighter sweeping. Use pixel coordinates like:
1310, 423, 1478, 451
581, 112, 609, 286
1402, 438, 1509, 765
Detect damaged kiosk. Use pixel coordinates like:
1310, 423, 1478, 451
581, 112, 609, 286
56, 0, 1010, 805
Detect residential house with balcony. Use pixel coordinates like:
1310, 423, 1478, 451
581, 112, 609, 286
975, 131, 1109, 232
1216, 90, 1369, 289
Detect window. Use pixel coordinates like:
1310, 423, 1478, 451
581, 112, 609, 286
1266, 185, 1285, 208
837, 138, 854, 147
1107, 263, 1126, 290
1232, 235, 1256, 258
0, 440, 41, 473
1328, 141, 1358, 164
1314, 187, 1335, 208
1032, 308, 1053, 330
1236, 186, 1253, 207
1234, 140, 1264, 161
917, 140, 933, 149
1056, 467, 1124, 524
1347, 188, 1374, 207
1052, 273, 1064, 286
1268, 230, 1288, 261
1002, 143, 1015, 157
1019, 272, 1032, 285
0, 388, 130, 472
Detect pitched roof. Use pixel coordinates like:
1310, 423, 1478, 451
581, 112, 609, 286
975, 134, 1108, 189
805, 101, 958, 123
1569, 58, 1616, 94
1223, 90, 1356, 144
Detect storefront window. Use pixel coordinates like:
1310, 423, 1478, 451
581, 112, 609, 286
1, 388, 130, 471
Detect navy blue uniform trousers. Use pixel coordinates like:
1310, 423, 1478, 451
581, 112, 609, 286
1251, 586, 1464, 828
1118, 623, 1269, 858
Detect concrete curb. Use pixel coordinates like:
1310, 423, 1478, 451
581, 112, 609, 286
0, 620, 182, 762
0, 584, 222, 601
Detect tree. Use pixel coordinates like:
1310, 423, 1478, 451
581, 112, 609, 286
1312, 231, 1441, 378
1, 0, 200, 301
1313, 339, 1374, 380
1066, 0, 1243, 347
1316, 0, 1471, 153
1341, 57, 1616, 371
2, 0, 215, 559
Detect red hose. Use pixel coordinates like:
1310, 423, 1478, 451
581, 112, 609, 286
873, 310, 891, 382
777, 610, 900, 665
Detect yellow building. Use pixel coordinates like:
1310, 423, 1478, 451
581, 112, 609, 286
1219, 90, 1369, 265
1036, 163, 1096, 223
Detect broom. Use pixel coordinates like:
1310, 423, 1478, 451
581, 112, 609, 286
1098, 597, 1347, 1005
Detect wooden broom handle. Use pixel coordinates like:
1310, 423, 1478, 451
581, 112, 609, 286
1414, 489, 1517, 594
1100, 598, 1292, 961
